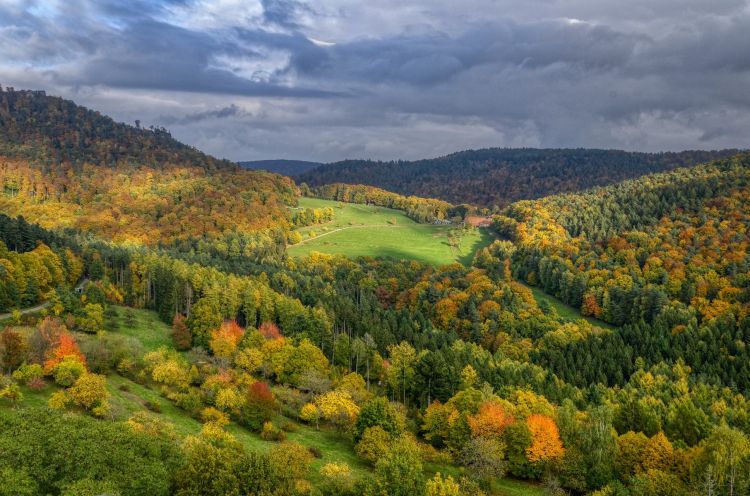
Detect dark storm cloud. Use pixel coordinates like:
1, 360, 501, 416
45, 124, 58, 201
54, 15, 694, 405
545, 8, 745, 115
289, 20, 641, 85
158, 104, 244, 125
58, 19, 335, 97
0, 0, 748, 161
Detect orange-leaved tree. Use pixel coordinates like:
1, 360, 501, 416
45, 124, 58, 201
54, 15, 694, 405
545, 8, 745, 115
525, 414, 565, 463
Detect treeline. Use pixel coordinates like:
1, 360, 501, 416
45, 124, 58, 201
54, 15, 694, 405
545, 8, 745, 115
291, 206, 334, 227
308, 183, 459, 223
297, 147, 738, 207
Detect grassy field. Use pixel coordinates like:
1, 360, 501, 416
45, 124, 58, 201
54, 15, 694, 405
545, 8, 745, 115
288, 197, 495, 266
106, 305, 174, 351
524, 283, 616, 330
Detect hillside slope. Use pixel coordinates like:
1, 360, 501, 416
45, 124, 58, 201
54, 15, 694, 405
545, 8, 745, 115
240, 159, 321, 176
298, 148, 739, 207
0, 88, 297, 244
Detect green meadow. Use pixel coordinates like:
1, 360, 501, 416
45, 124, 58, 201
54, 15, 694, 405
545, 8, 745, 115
288, 197, 495, 266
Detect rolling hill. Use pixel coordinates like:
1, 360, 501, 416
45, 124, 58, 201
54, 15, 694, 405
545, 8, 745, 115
0, 87, 297, 244
298, 147, 739, 207
240, 159, 321, 176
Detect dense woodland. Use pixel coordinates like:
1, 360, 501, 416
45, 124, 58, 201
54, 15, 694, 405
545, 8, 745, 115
0, 91, 749, 496
0, 88, 298, 245
298, 148, 738, 208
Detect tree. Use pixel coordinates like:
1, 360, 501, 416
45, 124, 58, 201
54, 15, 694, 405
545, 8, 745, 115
172, 314, 192, 351
209, 321, 244, 359
467, 401, 514, 439
526, 414, 565, 463
460, 436, 507, 482
44, 331, 86, 373
299, 403, 321, 429
187, 297, 222, 348
269, 441, 313, 490
373, 435, 425, 496
356, 426, 391, 465
641, 432, 673, 473
0, 329, 27, 372
68, 373, 110, 417
319, 463, 355, 496
51, 356, 86, 387
174, 435, 242, 496
386, 341, 418, 405
698, 424, 750, 496
316, 390, 360, 431
354, 397, 405, 442
425, 473, 461, 496
665, 396, 710, 446
78, 303, 104, 333
242, 381, 277, 431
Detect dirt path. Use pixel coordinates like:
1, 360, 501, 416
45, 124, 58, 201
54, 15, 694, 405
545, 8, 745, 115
0, 279, 89, 321
294, 224, 408, 245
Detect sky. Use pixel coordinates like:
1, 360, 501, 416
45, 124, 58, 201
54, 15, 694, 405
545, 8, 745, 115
1, 0, 749, 162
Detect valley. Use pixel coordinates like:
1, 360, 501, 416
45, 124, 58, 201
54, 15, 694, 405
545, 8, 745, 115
0, 87, 748, 496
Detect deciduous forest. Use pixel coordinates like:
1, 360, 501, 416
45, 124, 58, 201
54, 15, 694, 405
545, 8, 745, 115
1, 89, 749, 496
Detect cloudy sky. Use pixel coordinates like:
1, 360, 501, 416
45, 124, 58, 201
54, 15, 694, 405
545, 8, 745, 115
1, 0, 749, 162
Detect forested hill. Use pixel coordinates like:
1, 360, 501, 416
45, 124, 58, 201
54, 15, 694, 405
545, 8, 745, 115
0, 86, 239, 171
0, 88, 298, 244
298, 148, 739, 207
240, 159, 321, 176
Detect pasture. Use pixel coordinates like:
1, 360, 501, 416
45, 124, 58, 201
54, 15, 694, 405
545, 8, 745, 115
288, 197, 495, 266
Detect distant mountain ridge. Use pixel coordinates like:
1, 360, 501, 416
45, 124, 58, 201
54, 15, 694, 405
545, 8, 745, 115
240, 159, 321, 176
297, 148, 740, 207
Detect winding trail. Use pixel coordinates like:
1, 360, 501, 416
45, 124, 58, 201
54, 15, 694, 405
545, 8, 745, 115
0, 279, 89, 321
294, 224, 410, 245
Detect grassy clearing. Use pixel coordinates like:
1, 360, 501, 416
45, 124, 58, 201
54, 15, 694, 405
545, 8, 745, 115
106, 305, 174, 351
524, 283, 616, 330
288, 197, 495, 266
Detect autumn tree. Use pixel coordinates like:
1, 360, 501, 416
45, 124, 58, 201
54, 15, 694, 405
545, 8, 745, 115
467, 401, 514, 439
315, 390, 360, 431
526, 414, 564, 463
242, 381, 277, 431
172, 314, 192, 351
0, 329, 27, 372
209, 321, 245, 359
354, 397, 404, 442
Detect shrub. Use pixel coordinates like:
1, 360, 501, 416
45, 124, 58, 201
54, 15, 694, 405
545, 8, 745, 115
260, 421, 286, 442
308, 446, 323, 459
355, 426, 391, 465
52, 357, 86, 387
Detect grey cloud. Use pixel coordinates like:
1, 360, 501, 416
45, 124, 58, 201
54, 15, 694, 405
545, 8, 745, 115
157, 104, 244, 125
0, 0, 748, 162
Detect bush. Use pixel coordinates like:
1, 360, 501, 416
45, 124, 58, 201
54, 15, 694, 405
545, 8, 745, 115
144, 400, 162, 413
308, 446, 323, 459
355, 426, 391, 465
260, 421, 286, 442
52, 357, 86, 387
